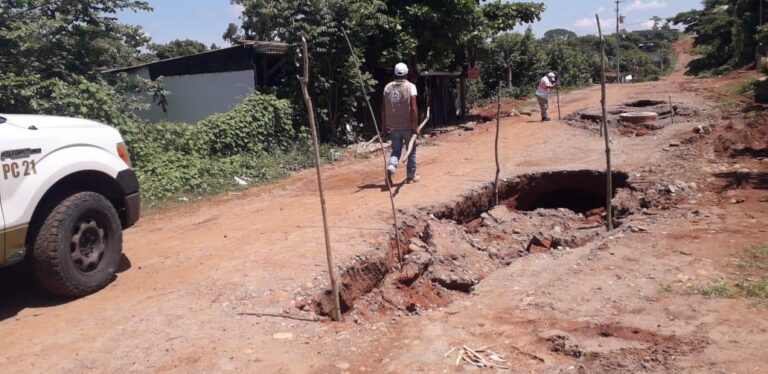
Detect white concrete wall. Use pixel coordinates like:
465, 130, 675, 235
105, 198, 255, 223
135, 70, 255, 123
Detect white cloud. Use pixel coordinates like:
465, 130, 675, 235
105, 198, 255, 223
574, 16, 616, 33
639, 20, 656, 29
227, 3, 244, 18
626, 0, 667, 12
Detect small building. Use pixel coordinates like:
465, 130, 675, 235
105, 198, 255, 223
104, 41, 288, 123
419, 72, 467, 126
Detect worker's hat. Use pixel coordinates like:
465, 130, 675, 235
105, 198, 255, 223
395, 63, 409, 77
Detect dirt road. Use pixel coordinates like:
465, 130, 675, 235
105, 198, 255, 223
1, 39, 766, 373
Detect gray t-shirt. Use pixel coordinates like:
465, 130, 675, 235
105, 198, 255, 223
384, 80, 417, 130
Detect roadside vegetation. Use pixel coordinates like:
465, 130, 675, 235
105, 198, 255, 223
477, 23, 679, 100
0, 0, 707, 208
119, 93, 341, 206
672, 0, 766, 77
662, 244, 768, 304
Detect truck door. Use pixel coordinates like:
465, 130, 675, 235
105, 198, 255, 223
0, 195, 5, 267
0, 118, 31, 265
0, 121, 6, 265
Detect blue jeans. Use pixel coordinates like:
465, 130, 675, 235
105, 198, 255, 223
389, 129, 417, 178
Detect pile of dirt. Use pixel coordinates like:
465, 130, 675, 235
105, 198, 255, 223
713, 114, 768, 158
540, 323, 709, 372
565, 99, 702, 137
470, 97, 525, 122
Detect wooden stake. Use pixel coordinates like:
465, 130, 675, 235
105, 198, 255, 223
596, 15, 614, 231
556, 74, 562, 120
297, 37, 342, 321
669, 95, 675, 125
341, 28, 403, 261
494, 83, 502, 206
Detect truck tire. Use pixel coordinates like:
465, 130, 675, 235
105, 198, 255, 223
32, 192, 123, 297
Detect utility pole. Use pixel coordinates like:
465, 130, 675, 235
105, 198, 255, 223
616, 0, 621, 84
758, 0, 764, 67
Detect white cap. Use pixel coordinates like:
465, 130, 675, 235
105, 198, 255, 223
395, 63, 409, 77
547, 72, 556, 78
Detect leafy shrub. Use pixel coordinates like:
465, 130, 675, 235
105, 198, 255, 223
0, 74, 130, 128
732, 78, 768, 103
196, 93, 296, 156
119, 92, 339, 205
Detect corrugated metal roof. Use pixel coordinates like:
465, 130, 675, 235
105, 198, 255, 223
102, 41, 289, 76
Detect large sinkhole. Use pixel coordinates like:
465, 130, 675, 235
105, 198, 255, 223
434, 170, 631, 224
310, 169, 633, 319
624, 99, 667, 108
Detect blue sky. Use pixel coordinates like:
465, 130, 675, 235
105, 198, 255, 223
118, 1, 704, 46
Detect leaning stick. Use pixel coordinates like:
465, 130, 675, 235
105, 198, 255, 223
596, 15, 614, 232
341, 28, 403, 260
494, 83, 502, 205
297, 37, 341, 321
556, 76, 562, 120
400, 107, 431, 164
669, 95, 675, 125
363, 134, 380, 148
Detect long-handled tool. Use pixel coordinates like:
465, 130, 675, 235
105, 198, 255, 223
400, 106, 431, 164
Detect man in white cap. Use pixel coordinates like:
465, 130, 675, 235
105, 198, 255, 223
536, 72, 559, 122
382, 62, 420, 183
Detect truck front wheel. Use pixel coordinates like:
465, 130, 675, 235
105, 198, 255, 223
32, 192, 123, 297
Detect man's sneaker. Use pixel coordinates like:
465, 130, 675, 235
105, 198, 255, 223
542, 117, 551, 122
387, 164, 397, 174
406, 175, 421, 184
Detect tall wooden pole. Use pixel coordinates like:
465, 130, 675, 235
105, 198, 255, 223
494, 83, 502, 206
615, 0, 621, 83
298, 37, 341, 321
556, 74, 562, 120
341, 28, 403, 261
597, 15, 614, 232
669, 95, 675, 125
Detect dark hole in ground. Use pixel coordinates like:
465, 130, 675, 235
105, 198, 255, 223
311, 169, 634, 319
528, 189, 606, 214
433, 170, 631, 224
625, 99, 667, 107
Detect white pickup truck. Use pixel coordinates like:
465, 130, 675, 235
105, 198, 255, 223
0, 114, 140, 297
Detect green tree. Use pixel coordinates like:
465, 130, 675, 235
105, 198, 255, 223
484, 28, 547, 97
671, 0, 762, 75
229, 0, 545, 140
149, 39, 209, 60
0, 0, 155, 124
542, 28, 577, 43
545, 41, 592, 87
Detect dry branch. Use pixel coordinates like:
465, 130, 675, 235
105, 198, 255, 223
596, 15, 614, 232
447, 345, 510, 369
556, 74, 562, 120
669, 95, 675, 125
494, 83, 502, 206
341, 28, 403, 260
298, 36, 341, 321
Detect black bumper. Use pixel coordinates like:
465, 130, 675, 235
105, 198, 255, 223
116, 169, 141, 229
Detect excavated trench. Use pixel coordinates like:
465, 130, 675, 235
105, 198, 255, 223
307, 170, 635, 320
565, 99, 700, 137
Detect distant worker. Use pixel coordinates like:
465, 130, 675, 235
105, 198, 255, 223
632, 64, 640, 83
382, 62, 420, 183
536, 72, 558, 122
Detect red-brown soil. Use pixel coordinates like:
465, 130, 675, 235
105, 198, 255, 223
0, 38, 766, 373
